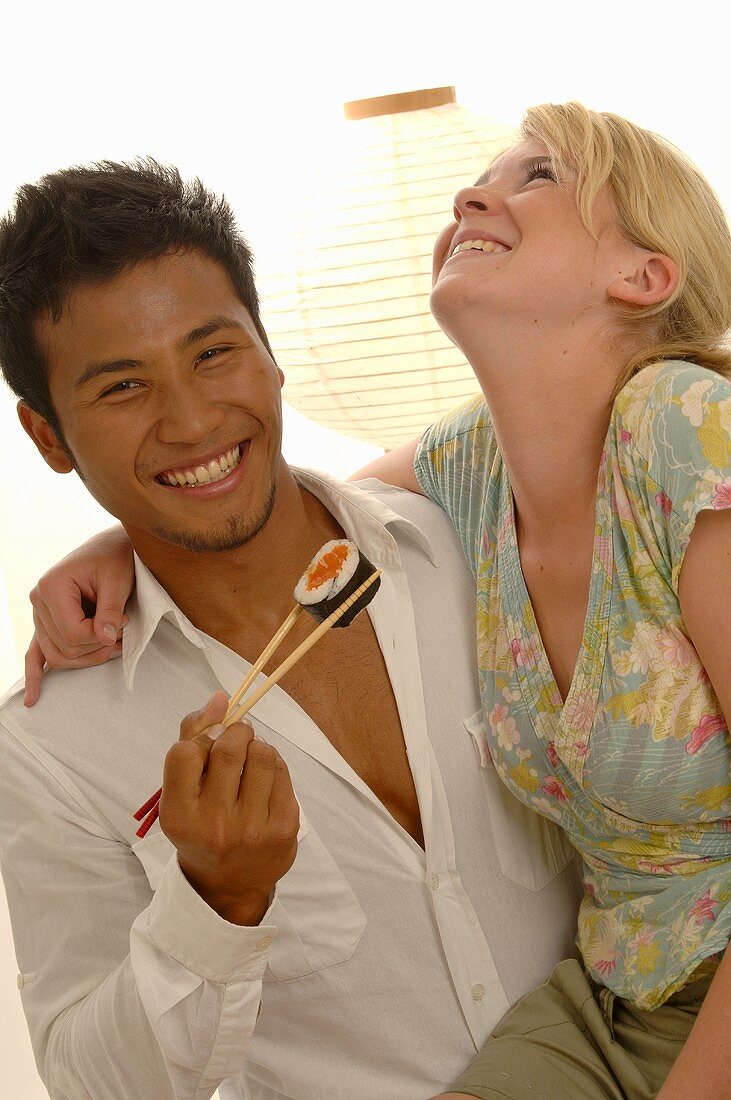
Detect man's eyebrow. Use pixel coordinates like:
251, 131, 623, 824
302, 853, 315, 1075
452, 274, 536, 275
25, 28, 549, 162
75, 316, 249, 390
178, 315, 248, 350
75, 356, 144, 390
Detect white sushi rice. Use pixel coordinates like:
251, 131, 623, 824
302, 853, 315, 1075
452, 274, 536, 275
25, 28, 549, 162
294, 539, 360, 606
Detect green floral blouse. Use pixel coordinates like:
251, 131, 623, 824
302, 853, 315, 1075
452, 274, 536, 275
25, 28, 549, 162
414, 361, 731, 1009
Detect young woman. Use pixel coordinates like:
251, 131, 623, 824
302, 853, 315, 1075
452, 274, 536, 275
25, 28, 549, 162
20, 104, 731, 1097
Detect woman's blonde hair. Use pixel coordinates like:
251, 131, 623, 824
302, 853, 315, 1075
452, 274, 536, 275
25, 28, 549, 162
520, 102, 731, 388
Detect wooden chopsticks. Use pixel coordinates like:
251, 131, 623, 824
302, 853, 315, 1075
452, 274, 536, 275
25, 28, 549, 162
133, 570, 381, 838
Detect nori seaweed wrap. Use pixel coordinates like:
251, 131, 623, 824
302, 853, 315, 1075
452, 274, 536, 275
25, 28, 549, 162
293, 539, 381, 627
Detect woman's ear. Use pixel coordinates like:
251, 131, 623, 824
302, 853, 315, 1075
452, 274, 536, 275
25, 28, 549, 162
608, 251, 679, 308
17, 402, 74, 473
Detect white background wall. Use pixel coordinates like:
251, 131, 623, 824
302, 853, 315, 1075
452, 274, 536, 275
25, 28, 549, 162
1, 0, 728, 1095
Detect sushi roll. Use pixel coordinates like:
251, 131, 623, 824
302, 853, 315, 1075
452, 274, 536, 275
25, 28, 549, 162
294, 539, 381, 627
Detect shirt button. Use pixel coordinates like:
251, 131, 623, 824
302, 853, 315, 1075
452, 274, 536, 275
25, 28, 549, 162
16, 974, 24, 990
256, 935, 274, 951
471, 983, 485, 1002
430, 873, 440, 890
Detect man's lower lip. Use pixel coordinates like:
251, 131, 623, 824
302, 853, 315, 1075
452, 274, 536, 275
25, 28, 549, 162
155, 442, 250, 498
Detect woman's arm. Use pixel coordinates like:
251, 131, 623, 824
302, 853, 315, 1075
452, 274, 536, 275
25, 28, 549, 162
350, 437, 424, 493
22, 437, 422, 707
24, 524, 135, 706
656, 508, 731, 1099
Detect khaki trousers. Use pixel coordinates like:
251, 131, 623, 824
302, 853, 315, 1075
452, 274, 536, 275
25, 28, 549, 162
451, 959, 711, 1100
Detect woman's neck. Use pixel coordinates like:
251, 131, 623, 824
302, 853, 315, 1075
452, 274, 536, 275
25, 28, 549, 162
462, 318, 622, 535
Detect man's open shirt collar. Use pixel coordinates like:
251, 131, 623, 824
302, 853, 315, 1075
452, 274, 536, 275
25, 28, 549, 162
122, 468, 436, 689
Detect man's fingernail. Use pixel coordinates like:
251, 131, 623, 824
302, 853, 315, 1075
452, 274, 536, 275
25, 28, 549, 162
102, 624, 117, 642
208, 723, 226, 741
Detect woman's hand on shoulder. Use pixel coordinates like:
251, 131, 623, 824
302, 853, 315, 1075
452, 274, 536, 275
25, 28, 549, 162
24, 525, 135, 707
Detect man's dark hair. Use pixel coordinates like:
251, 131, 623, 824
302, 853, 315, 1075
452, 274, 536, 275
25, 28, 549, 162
0, 158, 273, 438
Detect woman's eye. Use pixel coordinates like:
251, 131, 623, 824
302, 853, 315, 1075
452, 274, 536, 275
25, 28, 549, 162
525, 161, 557, 184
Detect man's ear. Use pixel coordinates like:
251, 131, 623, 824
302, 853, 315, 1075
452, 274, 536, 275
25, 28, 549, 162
17, 401, 74, 473
608, 251, 679, 308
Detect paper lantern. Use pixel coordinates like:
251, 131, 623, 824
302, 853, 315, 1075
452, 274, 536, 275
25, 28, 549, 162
256, 88, 514, 449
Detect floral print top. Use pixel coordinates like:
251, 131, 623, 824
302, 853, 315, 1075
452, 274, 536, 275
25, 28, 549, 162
414, 361, 731, 1009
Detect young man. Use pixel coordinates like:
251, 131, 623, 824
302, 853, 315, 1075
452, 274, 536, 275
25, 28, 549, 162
0, 160, 581, 1100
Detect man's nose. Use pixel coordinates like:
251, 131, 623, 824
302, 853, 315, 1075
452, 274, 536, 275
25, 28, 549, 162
155, 383, 226, 443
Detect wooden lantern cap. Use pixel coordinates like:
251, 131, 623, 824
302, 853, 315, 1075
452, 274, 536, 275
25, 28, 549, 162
343, 86, 456, 121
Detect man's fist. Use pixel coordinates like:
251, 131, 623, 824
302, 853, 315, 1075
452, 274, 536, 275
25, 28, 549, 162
160, 692, 300, 925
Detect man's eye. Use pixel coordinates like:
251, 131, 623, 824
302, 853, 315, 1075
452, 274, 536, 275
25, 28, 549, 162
197, 347, 224, 364
102, 379, 141, 397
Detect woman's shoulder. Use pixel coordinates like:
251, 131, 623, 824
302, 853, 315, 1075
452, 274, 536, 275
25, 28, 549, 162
416, 393, 495, 474
615, 359, 730, 413
611, 361, 730, 534
613, 360, 730, 454
425, 393, 492, 444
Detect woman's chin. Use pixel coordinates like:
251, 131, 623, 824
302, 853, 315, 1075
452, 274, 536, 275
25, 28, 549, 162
430, 281, 490, 353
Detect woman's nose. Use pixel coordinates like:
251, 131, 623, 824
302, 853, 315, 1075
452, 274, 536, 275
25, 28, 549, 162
453, 185, 493, 221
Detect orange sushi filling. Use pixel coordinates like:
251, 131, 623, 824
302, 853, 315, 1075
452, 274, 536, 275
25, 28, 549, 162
306, 544, 350, 590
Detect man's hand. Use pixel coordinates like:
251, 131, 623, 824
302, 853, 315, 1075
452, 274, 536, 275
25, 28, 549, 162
24, 526, 134, 706
160, 692, 300, 925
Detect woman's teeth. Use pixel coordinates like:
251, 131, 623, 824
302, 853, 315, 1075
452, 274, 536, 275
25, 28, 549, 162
159, 444, 242, 488
451, 238, 510, 257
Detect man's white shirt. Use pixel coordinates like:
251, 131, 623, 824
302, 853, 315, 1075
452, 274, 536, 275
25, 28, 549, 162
0, 473, 582, 1100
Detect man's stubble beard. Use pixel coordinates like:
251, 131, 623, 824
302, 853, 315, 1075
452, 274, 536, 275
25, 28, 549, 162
69, 438, 279, 555
147, 479, 278, 554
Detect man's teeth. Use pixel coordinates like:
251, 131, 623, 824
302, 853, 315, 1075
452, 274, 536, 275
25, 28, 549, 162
160, 445, 242, 487
451, 238, 510, 257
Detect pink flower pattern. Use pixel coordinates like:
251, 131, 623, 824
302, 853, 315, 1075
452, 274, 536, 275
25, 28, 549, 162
690, 889, 719, 925
686, 714, 727, 755
541, 776, 569, 801
655, 491, 673, 518
712, 481, 731, 509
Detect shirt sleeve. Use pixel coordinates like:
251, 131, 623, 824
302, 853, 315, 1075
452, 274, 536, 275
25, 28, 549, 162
614, 362, 731, 592
413, 396, 496, 573
0, 716, 276, 1100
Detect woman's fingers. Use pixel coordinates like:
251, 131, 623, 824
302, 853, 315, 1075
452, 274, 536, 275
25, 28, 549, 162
23, 628, 122, 707
23, 636, 46, 707
91, 572, 133, 646
31, 575, 98, 655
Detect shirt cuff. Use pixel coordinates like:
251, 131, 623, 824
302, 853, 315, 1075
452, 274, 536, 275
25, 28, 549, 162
146, 855, 277, 983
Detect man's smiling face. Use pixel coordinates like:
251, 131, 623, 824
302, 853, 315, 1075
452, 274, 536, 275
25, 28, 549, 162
32, 249, 286, 554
